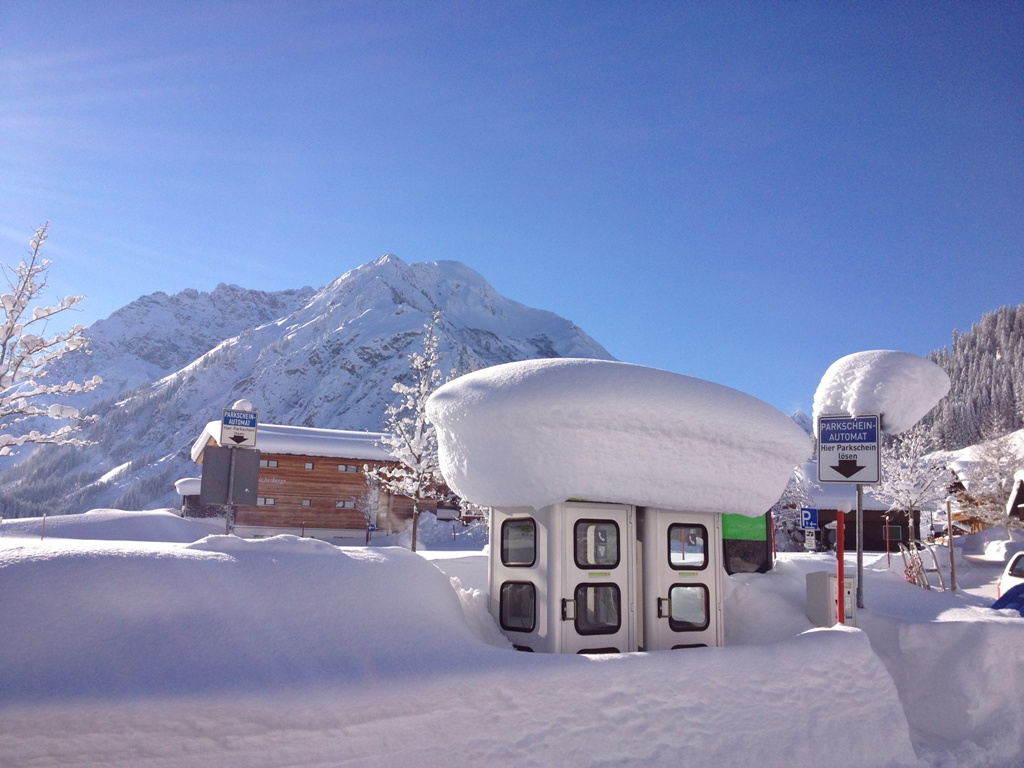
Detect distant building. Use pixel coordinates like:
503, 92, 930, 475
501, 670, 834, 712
806, 472, 925, 552
183, 421, 441, 542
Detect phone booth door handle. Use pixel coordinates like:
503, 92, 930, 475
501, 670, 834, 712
657, 596, 670, 619
561, 598, 576, 621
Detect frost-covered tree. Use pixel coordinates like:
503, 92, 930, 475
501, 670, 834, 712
0, 224, 101, 457
376, 311, 451, 552
357, 468, 382, 532
876, 423, 950, 540
771, 464, 817, 551
956, 414, 1022, 530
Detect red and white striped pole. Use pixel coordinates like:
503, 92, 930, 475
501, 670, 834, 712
836, 509, 846, 625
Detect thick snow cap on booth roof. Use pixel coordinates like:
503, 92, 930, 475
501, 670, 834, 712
812, 350, 950, 435
426, 358, 812, 516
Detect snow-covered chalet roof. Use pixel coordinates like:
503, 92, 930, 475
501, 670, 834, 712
426, 358, 812, 517
174, 477, 201, 496
190, 421, 391, 463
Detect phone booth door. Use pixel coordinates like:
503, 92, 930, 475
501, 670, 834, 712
641, 509, 722, 650
558, 503, 636, 654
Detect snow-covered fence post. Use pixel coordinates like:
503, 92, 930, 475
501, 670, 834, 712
947, 499, 957, 591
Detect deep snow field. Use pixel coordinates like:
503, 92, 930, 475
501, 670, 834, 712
1, 509, 1022, 768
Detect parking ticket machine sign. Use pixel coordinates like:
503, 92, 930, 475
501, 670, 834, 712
221, 408, 259, 449
817, 415, 880, 484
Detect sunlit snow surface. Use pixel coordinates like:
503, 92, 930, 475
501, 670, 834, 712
427, 358, 812, 516
1, 510, 1023, 767
812, 350, 951, 434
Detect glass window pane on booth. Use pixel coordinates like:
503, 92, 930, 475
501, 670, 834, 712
668, 524, 708, 569
499, 581, 536, 632
574, 584, 620, 635
501, 518, 537, 567
574, 520, 620, 568
668, 585, 710, 631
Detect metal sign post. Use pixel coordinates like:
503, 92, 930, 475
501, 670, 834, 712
856, 483, 865, 609
200, 406, 261, 535
817, 415, 880, 610
836, 509, 845, 624
219, 407, 259, 533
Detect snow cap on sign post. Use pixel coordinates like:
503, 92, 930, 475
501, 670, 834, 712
812, 350, 950, 435
232, 399, 255, 412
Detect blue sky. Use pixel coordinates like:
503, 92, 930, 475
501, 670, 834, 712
2, 1, 1021, 415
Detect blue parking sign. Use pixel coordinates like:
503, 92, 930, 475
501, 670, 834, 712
800, 507, 818, 530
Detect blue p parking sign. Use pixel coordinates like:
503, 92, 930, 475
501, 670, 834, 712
800, 507, 818, 530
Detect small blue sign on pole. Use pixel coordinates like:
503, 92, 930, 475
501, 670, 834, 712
800, 507, 818, 530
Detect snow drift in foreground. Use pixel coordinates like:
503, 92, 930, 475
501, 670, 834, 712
427, 359, 812, 516
2, 510, 1023, 767
813, 350, 951, 434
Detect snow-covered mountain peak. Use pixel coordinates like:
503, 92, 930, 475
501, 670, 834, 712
0, 256, 613, 516
44, 283, 316, 408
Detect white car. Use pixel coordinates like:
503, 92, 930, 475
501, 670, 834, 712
997, 551, 1024, 598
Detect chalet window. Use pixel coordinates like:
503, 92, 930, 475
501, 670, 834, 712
501, 518, 537, 567
304, 462, 314, 470
574, 520, 619, 569
499, 581, 536, 632
302, 499, 311, 507
574, 583, 620, 635
668, 524, 708, 570
338, 464, 359, 473
335, 500, 355, 509
667, 584, 710, 632
259, 459, 278, 468
256, 497, 276, 506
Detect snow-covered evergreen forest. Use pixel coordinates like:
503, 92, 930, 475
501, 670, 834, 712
924, 305, 1024, 450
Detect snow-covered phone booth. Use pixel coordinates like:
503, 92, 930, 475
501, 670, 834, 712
490, 503, 723, 652
426, 359, 811, 654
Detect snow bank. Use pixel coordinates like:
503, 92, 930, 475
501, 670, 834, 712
0, 522, 916, 767
888, 620, 1024, 764
0, 534, 477, 702
427, 359, 811, 516
0, 508, 222, 543
813, 350, 950, 434
4, 511, 1023, 766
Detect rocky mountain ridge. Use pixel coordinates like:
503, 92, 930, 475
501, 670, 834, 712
0, 255, 613, 516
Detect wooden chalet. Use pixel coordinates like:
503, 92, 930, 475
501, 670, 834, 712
186, 421, 439, 542
806, 468, 926, 552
